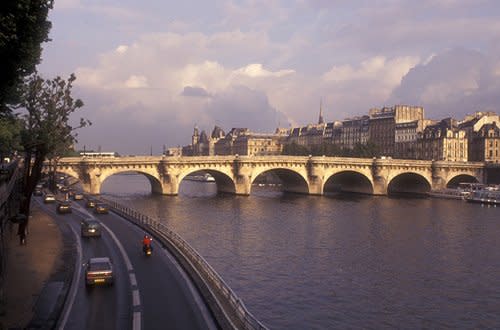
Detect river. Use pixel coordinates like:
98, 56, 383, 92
100, 174, 500, 329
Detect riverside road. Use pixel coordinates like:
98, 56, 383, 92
36, 194, 216, 330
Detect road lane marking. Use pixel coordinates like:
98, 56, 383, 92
130, 273, 137, 286
132, 289, 141, 307
133, 312, 141, 330
99, 221, 141, 330
56, 218, 82, 330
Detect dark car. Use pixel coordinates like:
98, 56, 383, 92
85, 257, 114, 287
57, 201, 72, 214
33, 189, 43, 196
81, 218, 101, 237
94, 203, 109, 214
86, 199, 97, 208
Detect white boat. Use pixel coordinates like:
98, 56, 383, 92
467, 189, 500, 205
428, 188, 470, 200
184, 173, 215, 182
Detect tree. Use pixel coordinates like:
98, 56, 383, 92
0, 0, 53, 114
16, 72, 90, 240
0, 115, 22, 160
282, 142, 310, 156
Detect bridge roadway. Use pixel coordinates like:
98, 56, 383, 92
54, 155, 487, 196
36, 194, 217, 330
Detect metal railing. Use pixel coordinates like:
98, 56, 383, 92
99, 196, 267, 330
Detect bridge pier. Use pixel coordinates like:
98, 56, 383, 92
80, 180, 101, 195
233, 175, 251, 195
371, 160, 388, 195
160, 174, 180, 195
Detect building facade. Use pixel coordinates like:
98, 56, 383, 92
469, 122, 500, 163
416, 119, 468, 161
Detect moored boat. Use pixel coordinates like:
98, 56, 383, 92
466, 189, 500, 205
428, 188, 470, 200
184, 173, 215, 182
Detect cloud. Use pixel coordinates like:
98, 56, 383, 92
235, 64, 295, 78
388, 47, 500, 118
115, 45, 128, 54
125, 75, 148, 88
204, 85, 288, 132
181, 86, 211, 98
322, 56, 419, 85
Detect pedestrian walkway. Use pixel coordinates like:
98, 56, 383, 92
0, 203, 66, 329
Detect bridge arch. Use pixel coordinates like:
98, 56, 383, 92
250, 168, 309, 194
178, 169, 236, 194
323, 170, 374, 194
52, 166, 80, 181
387, 172, 431, 195
99, 170, 164, 194
445, 174, 479, 188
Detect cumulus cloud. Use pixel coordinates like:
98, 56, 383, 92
235, 64, 295, 78
125, 75, 148, 88
181, 86, 211, 98
388, 48, 500, 118
116, 45, 128, 54
204, 85, 288, 132
322, 56, 419, 86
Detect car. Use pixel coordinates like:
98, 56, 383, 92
73, 193, 84, 201
43, 194, 56, 203
81, 218, 101, 237
33, 189, 43, 196
59, 186, 69, 193
86, 199, 97, 208
56, 201, 72, 214
85, 257, 114, 287
94, 203, 109, 214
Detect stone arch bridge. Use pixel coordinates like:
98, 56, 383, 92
52, 156, 487, 196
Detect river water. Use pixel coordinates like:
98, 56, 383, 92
101, 174, 500, 329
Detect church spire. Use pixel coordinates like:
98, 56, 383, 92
318, 98, 325, 124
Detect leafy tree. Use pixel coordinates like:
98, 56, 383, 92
0, 0, 53, 114
0, 115, 22, 159
16, 72, 90, 239
282, 142, 310, 156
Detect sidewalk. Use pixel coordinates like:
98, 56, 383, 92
0, 202, 74, 329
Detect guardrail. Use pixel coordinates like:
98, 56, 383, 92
99, 197, 267, 330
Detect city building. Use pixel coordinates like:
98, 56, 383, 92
369, 105, 425, 156
338, 116, 369, 150
459, 112, 500, 162
468, 122, 500, 163
416, 118, 468, 161
183, 125, 226, 156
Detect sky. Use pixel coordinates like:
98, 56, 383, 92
38, 0, 500, 155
